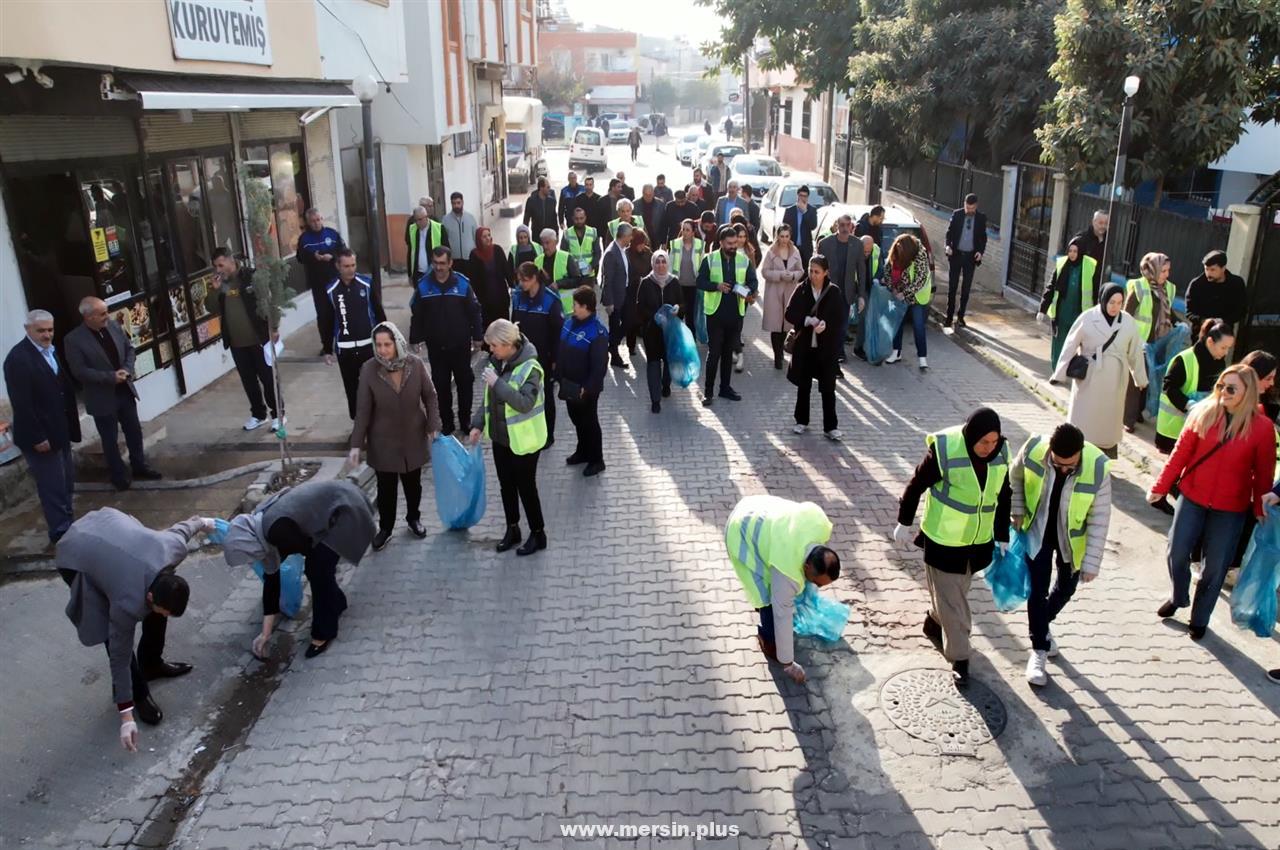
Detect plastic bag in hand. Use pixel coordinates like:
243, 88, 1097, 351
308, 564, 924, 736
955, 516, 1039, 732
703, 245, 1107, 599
1144, 323, 1191, 420
983, 530, 1030, 612
661, 304, 701, 388
432, 435, 487, 529
864, 282, 908, 365
1230, 506, 1280, 637
793, 583, 851, 644
212, 520, 303, 617
694, 290, 709, 345
847, 296, 860, 327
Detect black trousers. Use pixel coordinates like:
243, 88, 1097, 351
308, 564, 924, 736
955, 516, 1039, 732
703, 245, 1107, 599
60, 568, 160, 703
25, 446, 75, 542
757, 605, 775, 643
795, 362, 838, 432
311, 285, 335, 355
337, 344, 374, 420
646, 351, 670, 404
681, 286, 699, 335
946, 251, 977, 321
538, 356, 557, 441
566, 394, 603, 463
428, 344, 474, 434
492, 442, 545, 531
607, 308, 626, 357
304, 545, 346, 642
1026, 540, 1079, 652
232, 344, 278, 421
705, 315, 741, 395
93, 388, 147, 487
375, 468, 423, 532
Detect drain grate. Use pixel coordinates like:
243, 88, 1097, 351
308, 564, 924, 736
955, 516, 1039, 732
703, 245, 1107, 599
879, 668, 1007, 755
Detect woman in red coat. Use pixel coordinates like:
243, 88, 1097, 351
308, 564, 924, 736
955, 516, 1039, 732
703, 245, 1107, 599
1147, 364, 1276, 639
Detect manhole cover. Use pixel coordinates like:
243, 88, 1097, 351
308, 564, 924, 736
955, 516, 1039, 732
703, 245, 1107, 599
879, 668, 1007, 755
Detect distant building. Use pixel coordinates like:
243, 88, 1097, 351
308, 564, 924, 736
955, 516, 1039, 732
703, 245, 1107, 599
539, 25, 639, 119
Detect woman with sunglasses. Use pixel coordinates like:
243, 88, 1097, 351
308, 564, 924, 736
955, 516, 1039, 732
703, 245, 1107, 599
1147, 365, 1276, 640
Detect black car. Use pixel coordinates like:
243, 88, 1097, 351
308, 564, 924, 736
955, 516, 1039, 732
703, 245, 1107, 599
542, 115, 565, 141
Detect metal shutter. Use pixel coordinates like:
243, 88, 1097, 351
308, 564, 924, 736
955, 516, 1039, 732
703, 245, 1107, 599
141, 112, 232, 153
237, 111, 301, 141
0, 115, 137, 162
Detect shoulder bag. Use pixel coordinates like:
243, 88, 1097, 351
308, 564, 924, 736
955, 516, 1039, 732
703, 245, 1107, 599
784, 285, 831, 355
1065, 326, 1120, 381
1151, 432, 1229, 515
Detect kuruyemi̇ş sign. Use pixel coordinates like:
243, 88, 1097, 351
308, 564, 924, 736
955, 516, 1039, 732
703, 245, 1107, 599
167, 0, 272, 66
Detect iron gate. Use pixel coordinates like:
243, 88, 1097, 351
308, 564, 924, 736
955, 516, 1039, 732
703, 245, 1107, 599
1007, 164, 1055, 295
1241, 198, 1280, 355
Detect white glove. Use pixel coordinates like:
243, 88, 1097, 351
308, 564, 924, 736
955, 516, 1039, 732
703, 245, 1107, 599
346, 448, 361, 468
1035, 312, 1048, 324
482, 366, 499, 387
202, 517, 219, 532
892, 523, 915, 546
119, 719, 138, 752
997, 541, 1009, 556
783, 662, 806, 684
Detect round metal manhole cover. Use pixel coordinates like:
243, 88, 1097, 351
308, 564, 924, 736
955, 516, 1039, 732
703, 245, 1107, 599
879, 668, 1007, 755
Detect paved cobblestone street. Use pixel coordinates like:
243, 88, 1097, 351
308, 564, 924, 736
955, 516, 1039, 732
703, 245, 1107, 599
143, 293, 1280, 850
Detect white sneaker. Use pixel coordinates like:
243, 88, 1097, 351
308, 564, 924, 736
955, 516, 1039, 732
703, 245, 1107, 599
1190, 561, 1203, 582
734, 351, 745, 372
918, 356, 929, 371
885, 350, 902, 364
1026, 650, 1049, 687
793, 424, 807, 435
824, 429, 843, 441
243, 416, 265, 431
271, 416, 286, 432
1046, 631, 1059, 658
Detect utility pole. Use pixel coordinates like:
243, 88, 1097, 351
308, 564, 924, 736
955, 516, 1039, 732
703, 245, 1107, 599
842, 99, 854, 201
821, 87, 835, 183
743, 55, 750, 148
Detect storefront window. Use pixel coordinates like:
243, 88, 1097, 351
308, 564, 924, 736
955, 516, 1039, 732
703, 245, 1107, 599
202, 155, 243, 257
80, 176, 142, 303
243, 142, 308, 259
168, 158, 212, 275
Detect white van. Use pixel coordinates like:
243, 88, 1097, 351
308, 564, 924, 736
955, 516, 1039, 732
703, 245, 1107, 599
568, 126, 608, 173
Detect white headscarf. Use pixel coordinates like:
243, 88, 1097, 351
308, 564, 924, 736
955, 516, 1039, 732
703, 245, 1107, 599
650, 249, 674, 285
372, 321, 409, 371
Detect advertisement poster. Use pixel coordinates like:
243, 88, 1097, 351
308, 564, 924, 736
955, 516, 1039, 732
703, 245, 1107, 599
110, 300, 153, 349
189, 272, 216, 320
91, 227, 109, 262
133, 348, 157, 380
105, 225, 121, 258
169, 286, 190, 328
196, 317, 222, 346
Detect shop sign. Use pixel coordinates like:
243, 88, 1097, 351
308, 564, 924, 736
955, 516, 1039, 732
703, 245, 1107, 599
105, 226, 121, 258
91, 227, 109, 262
167, 0, 273, 66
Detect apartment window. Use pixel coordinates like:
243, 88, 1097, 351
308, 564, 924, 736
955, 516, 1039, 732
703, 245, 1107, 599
453, 131, 478, 156
802, 98, 812, 140
783, 98, 794, 136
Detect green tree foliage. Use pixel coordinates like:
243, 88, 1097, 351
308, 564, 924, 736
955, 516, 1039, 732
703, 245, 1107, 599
648, 78, 679, 114
1037, 0, 1279, 188
536, 65, 588, 111
682, 77, 724, 111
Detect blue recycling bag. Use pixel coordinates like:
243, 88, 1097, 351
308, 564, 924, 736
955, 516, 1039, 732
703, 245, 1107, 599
983, 529, 1031, 612
793, 583, 851, 644
1143, 323, 1191, 419
864, 282, 907, 365
432, 435, 487, 529
1230, 506, 1280, 637
694, 290, 709, 345
658, 304, 701, 388
847, 296, 860, 327
211, 518, 304, 618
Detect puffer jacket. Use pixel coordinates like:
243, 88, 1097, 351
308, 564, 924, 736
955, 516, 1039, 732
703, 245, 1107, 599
472, 336, 543, 448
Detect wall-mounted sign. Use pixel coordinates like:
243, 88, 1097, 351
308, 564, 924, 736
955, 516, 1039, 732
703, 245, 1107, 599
167, 0, 272, 66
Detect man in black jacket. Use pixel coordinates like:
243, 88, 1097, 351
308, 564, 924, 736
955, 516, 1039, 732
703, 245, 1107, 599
523, 177, 559, 237
409, 246, 483, 434
637, 184, 666, 240
295, 209, 346, 355
510, 262, 565, 445
943, 193, 988, 329
1185, 249, 1247, 331
697, 226, 759, 406
782, 186, 819, 271
572, 176, 605, 236
325, 249, 386, 420
854, 205, 885, 248
3, 309, 81, 543
209, 249, 279, 431
663, 190, 699, 245
558, 171, 585, 228
1070, 210, 1108, 300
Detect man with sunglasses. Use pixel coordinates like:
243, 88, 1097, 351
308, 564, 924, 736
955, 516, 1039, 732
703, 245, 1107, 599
1009, 423, 1113, 687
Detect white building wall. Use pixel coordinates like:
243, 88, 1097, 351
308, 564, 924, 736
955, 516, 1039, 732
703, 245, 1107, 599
369, 0, 454, 145
315, 0, 409, 84
0, 184, 27, 407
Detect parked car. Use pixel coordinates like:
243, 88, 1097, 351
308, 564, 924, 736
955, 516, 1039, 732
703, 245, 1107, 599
676, 133, 707, 165
568, 126, 608, 173
699, 143, 747, 176
542, 113, 565, 141
759, 180, 840, 243
596, 112, 621, 128
727, 155, 787, 198
607, 119, 636, 145
813, 203, 935, 267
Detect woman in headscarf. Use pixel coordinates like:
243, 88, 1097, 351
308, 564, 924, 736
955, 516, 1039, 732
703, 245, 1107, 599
1038, 237, 1096, 374
469, 227, 514, 332
623, 227, 653, 358
893, 407, 1012, 687
509, 224, 540, 269
1122, 252, 1176, 431
349, 321, 442, 551
636, 249, 682, 412
1051, 282, 1148, 458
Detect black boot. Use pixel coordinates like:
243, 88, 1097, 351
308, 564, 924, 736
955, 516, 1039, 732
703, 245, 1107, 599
922, 615, 943, 651
952, 659, 970, 688
516, 530, 547, 556
496, 525, 521, 552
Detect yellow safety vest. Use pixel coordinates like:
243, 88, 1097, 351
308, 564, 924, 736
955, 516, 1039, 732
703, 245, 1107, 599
1125, 277, 1176, 343
1047, 255, 1098, 320
408, 220, 444, 274
509, 243, 543, 268
537, 250, 571, 284
483, 357, 547, 455
608, 217, 644, 239
703, 250, 749, 316
564, 227, 597, 271
868, 244, 881, 280
1019, 436, 1110, 570
1157, 348, 1199, 440
726, 494, 833, 608
901, 261, 933, 305
920, 426, 1010, 547
668, 238, 704, 276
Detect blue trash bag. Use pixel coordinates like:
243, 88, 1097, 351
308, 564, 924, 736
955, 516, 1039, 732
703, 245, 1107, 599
793, 583, 851, 644
983, 530, 1031, 612
1143, 323, 1191, 420
847, 296, 860, 328
659, 304, 701, 388
432, 435, 487, 529
694, 290, 709, 345
210, 518, 304, 617
1230, 506, 1280, 637
864, 282, 907, 365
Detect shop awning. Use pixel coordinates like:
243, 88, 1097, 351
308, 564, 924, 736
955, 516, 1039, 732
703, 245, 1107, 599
115, 73, 360, 111
586, 85, 636, 105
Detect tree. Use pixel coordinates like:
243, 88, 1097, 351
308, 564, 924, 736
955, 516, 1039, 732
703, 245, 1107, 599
536, 65, 588, 111
649, 77, 679, 114
1037, 0, 1279, 194
682, 77, 723, 112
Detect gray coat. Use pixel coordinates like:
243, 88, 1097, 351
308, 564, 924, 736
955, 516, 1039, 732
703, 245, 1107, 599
259, 480, 376, 567
817, 233, 867, 309
64, 320, 138, 417
57, 509, 205, 704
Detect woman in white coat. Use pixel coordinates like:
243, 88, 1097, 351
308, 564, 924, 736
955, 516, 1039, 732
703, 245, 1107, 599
1051, 282, 1148, 457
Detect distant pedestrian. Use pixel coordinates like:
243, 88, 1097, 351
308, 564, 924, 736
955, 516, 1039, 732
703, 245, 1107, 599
628, 126, 642, 161
697, 225, 757, 406
443, 192, 478, 265
558, 286, 609, 477
1185, 249, 1247, 332
781, 185, 818, 272
325, 249, 385, 420
884, 233, 933, 371
1123, 252, 1177, 431
210, 250, 281, 430
349, 321, 441, 551
1070, 210, 1108, 299
65, 297, 162, 491
470, 319, 550, 555
409, 246, 483, 435
786, 254, 848, 440
1149, 365, 1275, 640
761, 223, 804, 370
523, 177, 559, 237
1038, 237, 1097, 373
704, 119, 713, 137
1051, 283, 1148, 457
296, 208, 346, 355
724, 116, 734, 139
3, 310, 81, 543
943, 194, 986, 330
1155, 319, 1235, 454
636, 250, 681, 413
895, 407, 1011, 687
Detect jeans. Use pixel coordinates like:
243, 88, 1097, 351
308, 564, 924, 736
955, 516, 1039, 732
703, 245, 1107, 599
794, 361, 838, 432
1167, 496, 1248, 629
705, 315, 741, 395
946, 252, 977, 321
646, 354, 671, 404
1026, 541, 1080, 651
375, 468, 423, 532
566, 394, 603, 463
304, 544, 347, 642
231, 344, 278, 421
24, 445, 75, 542
428, 344, 475, 434
892, 302, 928, 357
93, 389, 147, 487
492, 442, 544, 531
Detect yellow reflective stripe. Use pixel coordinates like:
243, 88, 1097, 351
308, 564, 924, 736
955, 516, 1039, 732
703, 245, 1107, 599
1072, 454, 1111, 495
737, 514, 770, 602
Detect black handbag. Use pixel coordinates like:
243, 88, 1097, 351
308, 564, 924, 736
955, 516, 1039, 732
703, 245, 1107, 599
557, 378, 582, 401
1065, 327, 1120, 381
784, 284, 830, 355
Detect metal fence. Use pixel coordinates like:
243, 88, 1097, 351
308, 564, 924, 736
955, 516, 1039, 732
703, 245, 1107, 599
1007, 163, 1056, 296
886, 161, 1003, 231
1065, 192, 1232, 292
832, 135, 867, 178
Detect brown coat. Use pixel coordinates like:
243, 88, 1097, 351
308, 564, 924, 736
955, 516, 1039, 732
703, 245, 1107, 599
350, 354, 442, 473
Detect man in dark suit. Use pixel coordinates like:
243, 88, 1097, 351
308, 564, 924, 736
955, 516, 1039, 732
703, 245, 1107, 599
782, 185, 819, 271
65, 297, 162, 491
943, 193, 989, 329
3, 309, 82, 543
599, 223, 633, 369
740, 185, 761, 232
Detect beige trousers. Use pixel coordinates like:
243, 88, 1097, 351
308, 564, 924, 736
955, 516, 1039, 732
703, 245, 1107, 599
925, 565, 973, 662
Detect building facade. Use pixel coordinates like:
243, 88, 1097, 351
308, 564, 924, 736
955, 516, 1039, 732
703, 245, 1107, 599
538, 26, 639, 119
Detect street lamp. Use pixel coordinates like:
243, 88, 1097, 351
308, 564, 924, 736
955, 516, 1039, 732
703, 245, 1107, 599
1100, 74, 1140, 280
353, 73, 383, 300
